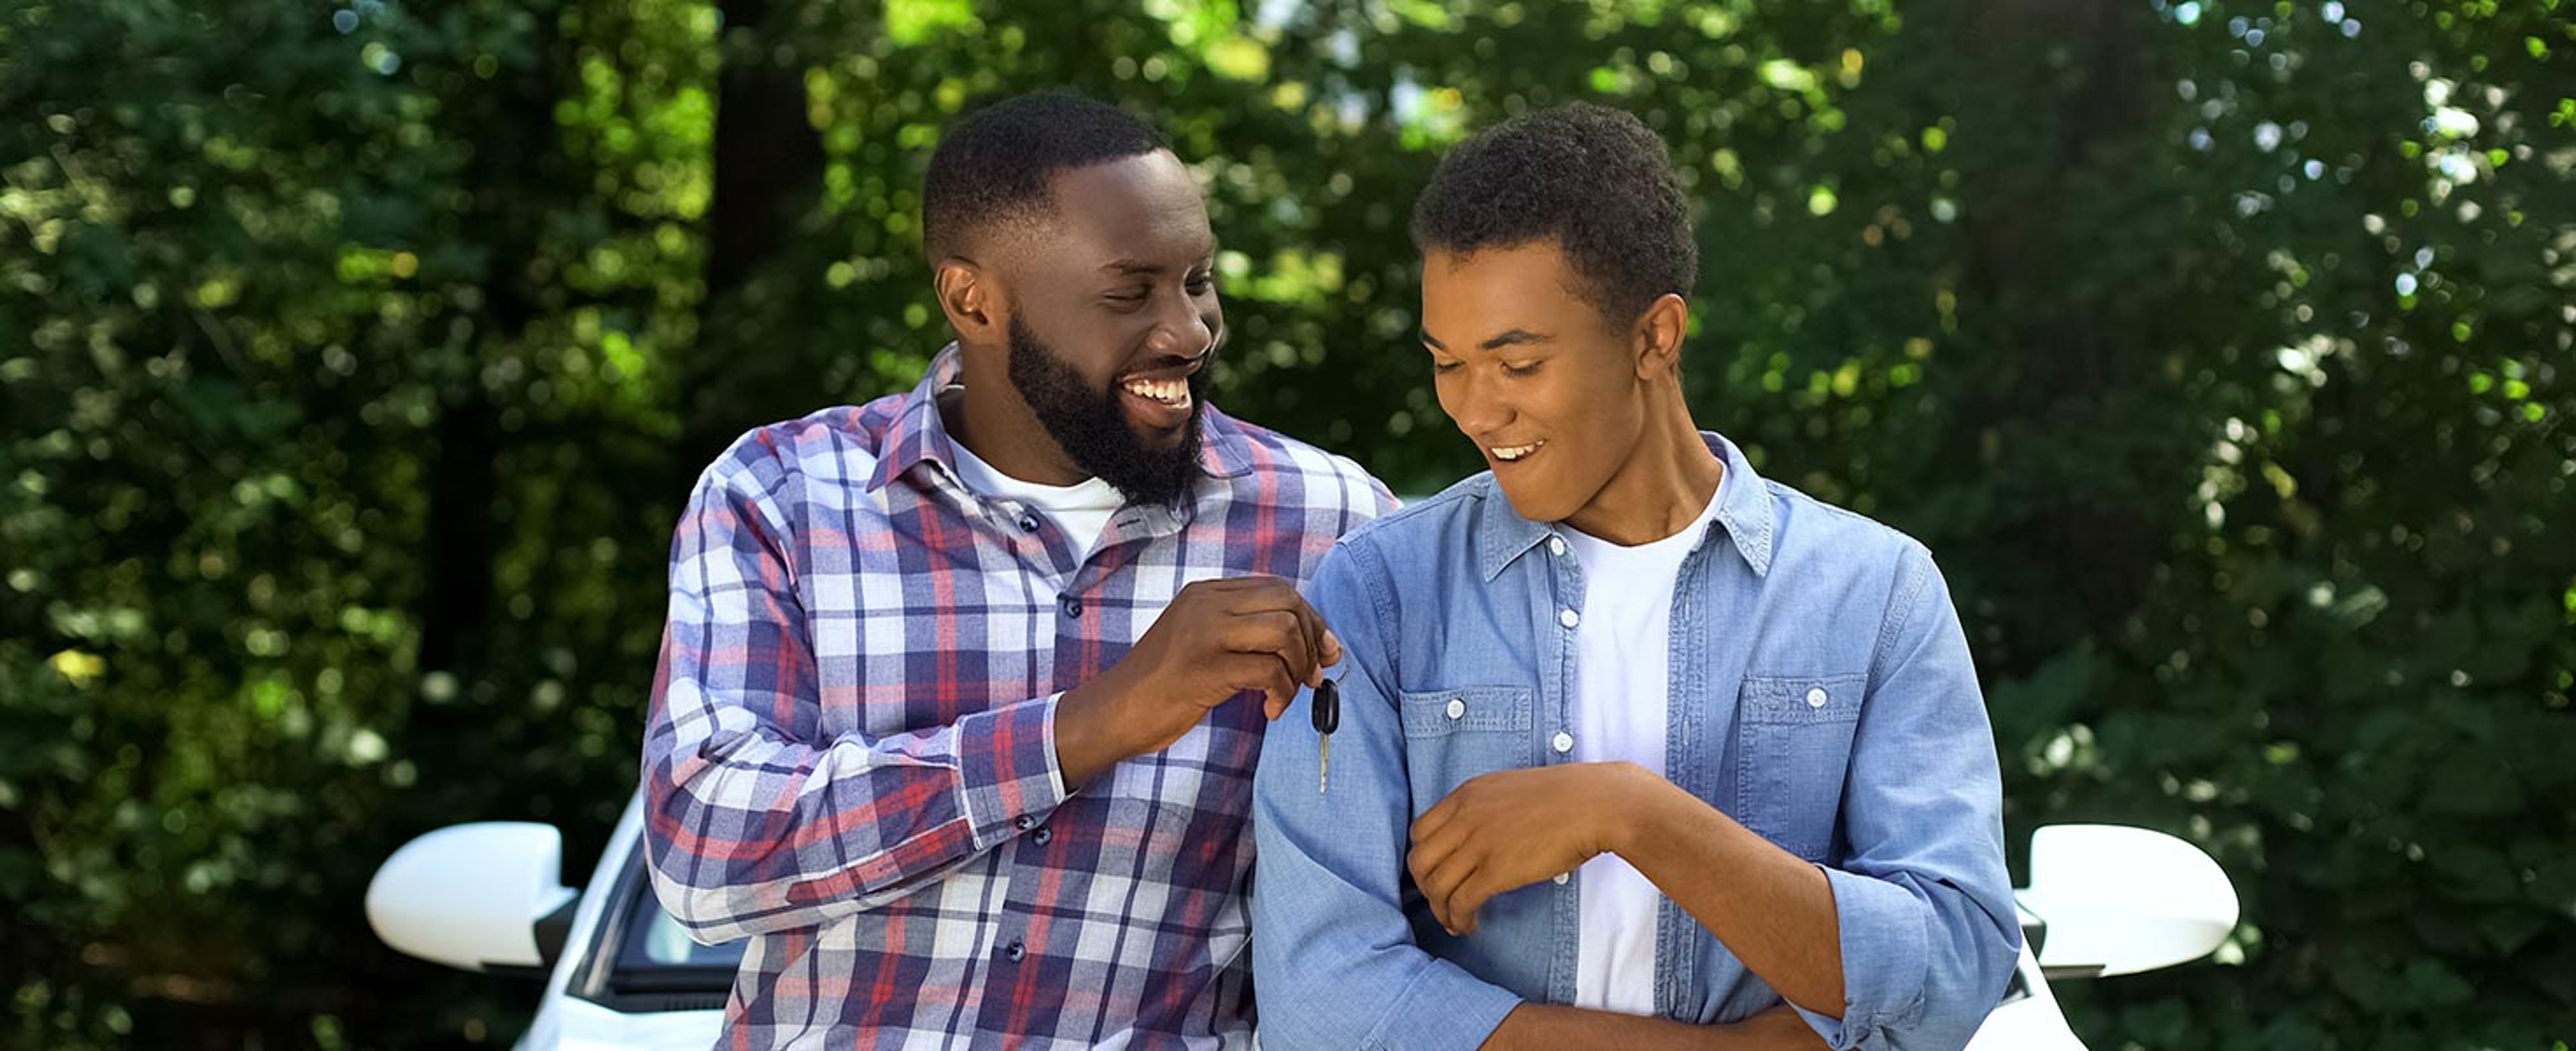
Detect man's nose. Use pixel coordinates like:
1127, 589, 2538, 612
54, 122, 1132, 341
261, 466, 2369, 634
1144, 294, 1216, 360
1444, 370, 1509, 437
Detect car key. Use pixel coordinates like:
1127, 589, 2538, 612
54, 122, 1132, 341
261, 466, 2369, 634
1312, 677, 1340, 795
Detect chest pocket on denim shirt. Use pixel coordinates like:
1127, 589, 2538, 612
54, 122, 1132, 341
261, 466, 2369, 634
1399, 686, 1533, 815
1735, 673, 1866, 861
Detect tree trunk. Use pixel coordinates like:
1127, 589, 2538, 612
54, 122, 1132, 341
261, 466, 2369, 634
417, 15, 567, 678
1955, 0, 2163, 669
678, 0, 832, 476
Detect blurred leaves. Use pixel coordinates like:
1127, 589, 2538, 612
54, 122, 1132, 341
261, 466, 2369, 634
3, 0, 2571, 1048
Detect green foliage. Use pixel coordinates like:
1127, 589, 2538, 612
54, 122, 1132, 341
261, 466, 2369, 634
3, 1, 2569, 1048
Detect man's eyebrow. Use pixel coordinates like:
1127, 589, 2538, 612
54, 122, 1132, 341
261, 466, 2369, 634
1099, 250, 1219, 277
1421, 328, 1552, 351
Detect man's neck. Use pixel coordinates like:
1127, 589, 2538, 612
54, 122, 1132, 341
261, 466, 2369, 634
1561, 388, 1721, 547
942, 361, 1087, 488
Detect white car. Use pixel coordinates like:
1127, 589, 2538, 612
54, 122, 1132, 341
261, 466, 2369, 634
368, 795, 2237, 1050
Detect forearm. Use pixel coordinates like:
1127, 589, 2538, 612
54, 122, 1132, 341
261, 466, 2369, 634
1483, 1004, 1823, 1051
643, 687, 1066, 941
1482, 1005, 1709, 1050
1612, 772, 1846, 1016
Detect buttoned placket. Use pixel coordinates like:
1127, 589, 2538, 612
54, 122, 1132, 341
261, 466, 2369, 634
1538, 529, 1587, 1005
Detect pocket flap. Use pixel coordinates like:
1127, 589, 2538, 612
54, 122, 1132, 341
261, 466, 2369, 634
1739, 673, 1866, 725
1398, 686, 1535, 736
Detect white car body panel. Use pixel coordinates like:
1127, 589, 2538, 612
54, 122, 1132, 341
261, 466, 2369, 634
390, 796, 2214, 1051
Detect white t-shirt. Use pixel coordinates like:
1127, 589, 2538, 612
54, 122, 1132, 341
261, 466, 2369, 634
1560, 486, 1724, 1015
949, 440, 1124, 558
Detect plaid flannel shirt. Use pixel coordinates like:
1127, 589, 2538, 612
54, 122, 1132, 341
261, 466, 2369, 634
643, 345, 1393, 1049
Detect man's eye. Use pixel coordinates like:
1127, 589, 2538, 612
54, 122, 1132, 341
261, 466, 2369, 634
1104, 290, 1148, 306
1430, 359, 1462, 374
1185, 276, 1215, 295
1501, 359, 1543, 377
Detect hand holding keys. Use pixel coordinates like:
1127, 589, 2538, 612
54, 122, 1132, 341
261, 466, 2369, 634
1312, 677, 1340, 795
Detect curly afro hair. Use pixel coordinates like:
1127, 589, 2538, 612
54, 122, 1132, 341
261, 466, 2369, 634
1410, 102, 1697, 330
922, 92, 1169, 261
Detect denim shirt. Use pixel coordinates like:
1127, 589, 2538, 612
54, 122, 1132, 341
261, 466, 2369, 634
1249, 433, 2019, 1051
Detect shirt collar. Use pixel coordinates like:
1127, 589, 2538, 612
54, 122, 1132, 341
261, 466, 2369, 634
1474, 430, 1776, 582
865, 342, 1254, 495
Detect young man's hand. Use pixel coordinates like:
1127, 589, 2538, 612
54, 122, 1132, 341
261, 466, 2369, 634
1056, 575, 1338, 783
1407, 761, 1668, 935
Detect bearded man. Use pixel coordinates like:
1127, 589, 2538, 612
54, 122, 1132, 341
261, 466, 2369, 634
643, 91, 1391, 1050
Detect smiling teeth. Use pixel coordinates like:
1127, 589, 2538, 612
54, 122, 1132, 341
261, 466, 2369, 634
1122, 379, 1190, 405
1490, 442, 1543, 461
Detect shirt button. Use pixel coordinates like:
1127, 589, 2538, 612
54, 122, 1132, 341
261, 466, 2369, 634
1445, 698, 1466, 720
1017, 514, 1040, 533
1558, 608, 1580, 629
1061, 596, 1083, 618
1033, 828, 1052, 845
1004, 940, 1026, 962
1553, 872, 1571, 885
1547, 536, 1566, 556
1552, 732, 1575, 754
1013, 814, 1036, 831
1806, 687, 1829, 708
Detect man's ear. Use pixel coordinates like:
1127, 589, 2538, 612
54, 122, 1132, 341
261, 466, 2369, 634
1632, 292, 1690, 380
934, 257, 1002, 342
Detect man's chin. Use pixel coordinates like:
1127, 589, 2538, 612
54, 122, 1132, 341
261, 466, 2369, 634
1493, 478, 1576, 524
1121, 406, 1201, 446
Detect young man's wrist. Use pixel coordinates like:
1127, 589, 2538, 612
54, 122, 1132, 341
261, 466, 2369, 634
1604, 763, 1704, 865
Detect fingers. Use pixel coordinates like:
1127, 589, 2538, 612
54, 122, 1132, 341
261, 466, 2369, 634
1415, 846, 1487, 936
1184, 573, 1290, 600
1409, 781, 1519, 935
1409, 793, 1457, 846
1158, 577, 1342, 722
1213, 577, 1336, 687
1407, 810, 1469, 931
1287, 600, 1333, 685
1221, 609, 1314, 685
1406, 828, 1454, 891
1220, 613, 1313, 717
1447, 876, 1491, 937
1219, 651, 1301, 720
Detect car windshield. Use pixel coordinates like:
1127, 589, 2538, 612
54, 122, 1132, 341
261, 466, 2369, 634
625, 895, 744, 964
610, 873, 745, 991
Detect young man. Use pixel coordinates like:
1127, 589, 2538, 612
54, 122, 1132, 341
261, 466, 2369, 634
643, 93, 1391, 1049
1250, 103, 2019, 1050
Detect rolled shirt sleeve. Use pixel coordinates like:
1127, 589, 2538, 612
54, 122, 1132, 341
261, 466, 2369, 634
1250, 542, 1525, 1051
1793, 546, 2023, 1050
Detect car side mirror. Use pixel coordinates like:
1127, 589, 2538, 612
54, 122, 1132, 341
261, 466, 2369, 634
2017, 823, 2239, 979
366, 822, 580, 975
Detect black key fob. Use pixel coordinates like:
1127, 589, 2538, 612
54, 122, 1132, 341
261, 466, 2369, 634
1310, 677, 1340, 734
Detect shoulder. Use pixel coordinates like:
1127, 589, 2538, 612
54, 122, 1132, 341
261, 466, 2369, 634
1761, 479, 1941, 614
1333, 472, 1494, 557
1766, 481, 1927, 562
1211, 410, 1394, 518
694, 394, 909, 513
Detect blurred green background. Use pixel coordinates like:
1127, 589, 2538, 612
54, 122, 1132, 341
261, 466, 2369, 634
3, 0, 2571, 1048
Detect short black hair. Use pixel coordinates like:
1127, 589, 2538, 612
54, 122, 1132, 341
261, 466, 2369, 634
922, 92, 1171, 261
1410, 102, 1697, 329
